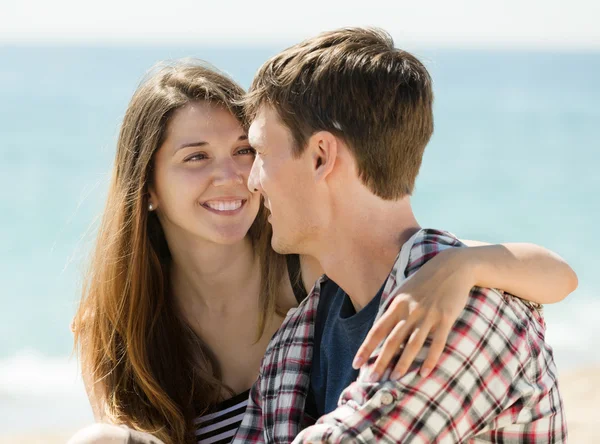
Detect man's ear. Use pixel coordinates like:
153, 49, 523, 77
307, 131, 338, 182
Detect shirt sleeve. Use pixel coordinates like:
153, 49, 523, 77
292, 287, 531, 443
232, 376, 266, 443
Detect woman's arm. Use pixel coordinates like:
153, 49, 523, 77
301, 243, 578, 304
461, 241, 578, 304
355, 241, 578, 380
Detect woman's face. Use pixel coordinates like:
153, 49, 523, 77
149, 101, 260, 246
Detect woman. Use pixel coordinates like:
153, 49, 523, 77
71, 61, 577, 444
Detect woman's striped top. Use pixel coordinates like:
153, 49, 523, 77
195, 389, 249, 444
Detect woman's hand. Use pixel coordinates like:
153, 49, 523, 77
354, 247, 476, 380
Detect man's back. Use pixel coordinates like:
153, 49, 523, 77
399, 259, 565, 442
461, 287, 565, 441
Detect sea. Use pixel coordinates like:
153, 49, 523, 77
0, 45, 598, 433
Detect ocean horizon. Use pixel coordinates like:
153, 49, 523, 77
1, 44, 598, 433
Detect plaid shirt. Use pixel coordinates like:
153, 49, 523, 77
233, 229, 566, 443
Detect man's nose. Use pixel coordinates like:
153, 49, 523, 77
247, 156, 262, 193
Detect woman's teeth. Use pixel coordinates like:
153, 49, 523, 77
204, 200, 243, 211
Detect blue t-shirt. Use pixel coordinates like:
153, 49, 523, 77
306, 279, 384, 418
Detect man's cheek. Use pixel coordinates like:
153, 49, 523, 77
261, 167, 271, 189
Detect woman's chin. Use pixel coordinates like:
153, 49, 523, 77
208, 225, 253, 246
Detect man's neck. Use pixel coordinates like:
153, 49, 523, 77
314, 199, 420, 311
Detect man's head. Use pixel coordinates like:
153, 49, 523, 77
246, 27, 434, 254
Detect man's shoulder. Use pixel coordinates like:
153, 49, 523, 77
392, 228, 537, 336
382, 228, 464, 290
403, 228, 465, 278
263, 276, 328, 359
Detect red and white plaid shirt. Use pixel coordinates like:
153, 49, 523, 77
233, 229, 566, 443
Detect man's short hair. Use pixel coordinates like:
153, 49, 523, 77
245, 27, 434, 199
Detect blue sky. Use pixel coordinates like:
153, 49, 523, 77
2, 0, 599, 49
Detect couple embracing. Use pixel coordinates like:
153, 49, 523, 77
70, 27, 573, 444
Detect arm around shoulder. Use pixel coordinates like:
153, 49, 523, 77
294, 287, 537, 443
459, 241, 578, 304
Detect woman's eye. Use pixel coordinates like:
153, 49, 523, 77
237, 147, 257, 156
184, 153, 207, 162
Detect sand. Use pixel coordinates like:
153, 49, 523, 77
559, 367, 600, 442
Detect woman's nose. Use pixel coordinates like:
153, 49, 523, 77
212, 159, 244, 187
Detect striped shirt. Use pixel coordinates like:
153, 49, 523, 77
233, 229, 567, 443
195, 390, 249, 444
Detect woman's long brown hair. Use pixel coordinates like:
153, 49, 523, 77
72, 61, 286, 444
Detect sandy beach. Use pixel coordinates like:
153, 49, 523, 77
558, 367, 600, 442
4, 367, 599, 443
1, 430, 75, 444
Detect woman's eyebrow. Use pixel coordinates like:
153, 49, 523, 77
176, 141, 208, 151
176, 134, 247, 152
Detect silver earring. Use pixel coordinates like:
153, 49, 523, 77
148, 203, 154, 211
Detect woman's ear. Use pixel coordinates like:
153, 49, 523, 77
147, 185, 159, 212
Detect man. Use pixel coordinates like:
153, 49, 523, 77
233, 27, 566, 443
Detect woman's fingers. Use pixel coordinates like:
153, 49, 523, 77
353, 297, 408, 369
391, 316, 436, 379
357, 293, 456, 382
419, 318, 453, 377
368, 318, 412, 381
